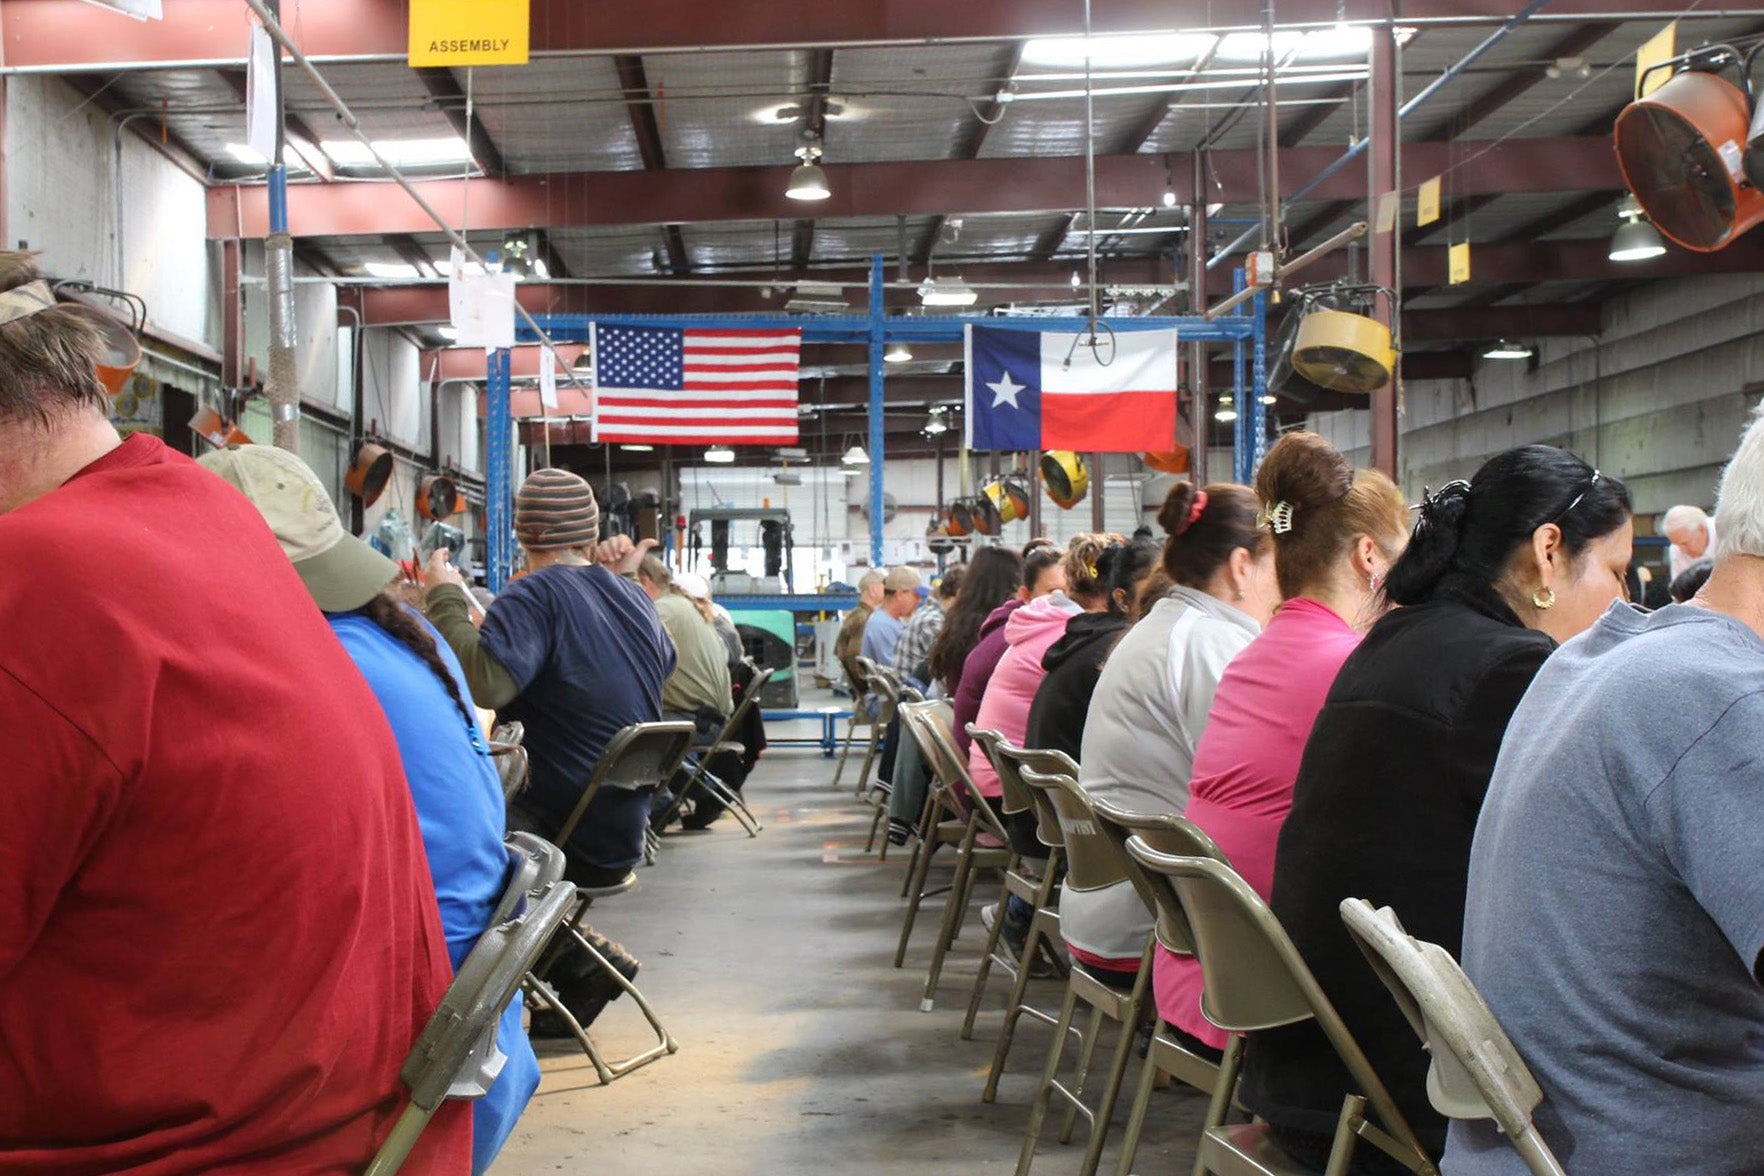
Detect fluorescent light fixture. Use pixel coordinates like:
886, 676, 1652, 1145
224, 142, 267, 164
1483, 339, 1534, 360
361, 261, 420, 279
704, 445, 736, 463
841, 444, 871, 465
1215, 405, 1239, 422
434, 257, 485, 278
1215, 30, 1307, 61
884, 341, 914, 363
322, 136, 472, 168
786, 160, 831, 201
1609, 216, 1667, 262
620, 443, 655, 452
919, 276, 978, 307
1020, 32, 1216, 69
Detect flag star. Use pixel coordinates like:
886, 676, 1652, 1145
987, 369, 1026, 410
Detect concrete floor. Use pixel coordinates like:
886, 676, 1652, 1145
496, 713, 1209, 1175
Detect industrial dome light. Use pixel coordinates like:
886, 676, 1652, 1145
786, 132, 831, 201
1609, 197, 1668, 262
884, 340, 913, 363
704, 445, 736, 463
841, 443, 871, 465
1482, 339, 1534, 360
923, 407, 948, 435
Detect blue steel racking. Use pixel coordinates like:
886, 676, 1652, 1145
479, 254, 1267, 590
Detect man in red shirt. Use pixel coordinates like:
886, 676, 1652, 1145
0, 251, 470, 1173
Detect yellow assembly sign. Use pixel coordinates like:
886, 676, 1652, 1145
409, 0, 530, 67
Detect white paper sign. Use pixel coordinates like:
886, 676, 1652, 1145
245, 17, 277, 162
448, 247, 516, 349
538, 347, 559, 409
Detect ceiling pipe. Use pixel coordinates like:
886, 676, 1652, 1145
1209, 0, 1555, 270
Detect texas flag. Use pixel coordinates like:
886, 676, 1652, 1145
964, 324, 1179, 452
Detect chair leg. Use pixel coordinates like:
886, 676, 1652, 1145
1017, 980, 1083, 1176
1323, 1093, 1368, 1176
542, 926, 680, 1084
853, 719, 884, 799
696, 770, 763, 837
1114, 1022, 1166, 1176
1192, 1036, 1245, 1176
894, 831, 943, 968
900, 790, 939, 899
921, 831, 978, 1011
362, 1101, 431, 1176
984, 910, 1062, 1102
865, 802, 887, 854
961, 873, 1016, 1040
1079, 1007, 1144, 1176
831, 715, 863, 790
1060, 1004, 1106, 1144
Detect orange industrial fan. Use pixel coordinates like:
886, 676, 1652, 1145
1615, 48, 1764, 252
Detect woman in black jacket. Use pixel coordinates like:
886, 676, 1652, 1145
1023, 535, 1161, 761
1238, 445, 1633, 1172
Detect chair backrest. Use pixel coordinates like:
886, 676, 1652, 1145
849, 655, 878, 696
554, 720, 697, 846
867, 666, 902, 720
967, 727, 1031, 817
702, 665, 775, 749
1092, 800, 1227, 956
995, 741, 1077, 851
1125, 843, 1436, 1174
1340, 900, 1564, 1176
902, 699, 1011, 845
490, 741, 530, 802
370, 879, 575, 1174
1019, 767, 1131, 893
490, 831, 567, 926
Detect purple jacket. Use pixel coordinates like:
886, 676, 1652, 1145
951, 599, 1023, 756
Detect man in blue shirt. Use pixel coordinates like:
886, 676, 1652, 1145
860, 566, 921, 667
1448, 414, 1764, 1176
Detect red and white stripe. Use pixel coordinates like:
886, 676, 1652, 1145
593, 327, 802, 444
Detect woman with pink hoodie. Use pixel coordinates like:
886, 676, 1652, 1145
967, 533, 1124, 801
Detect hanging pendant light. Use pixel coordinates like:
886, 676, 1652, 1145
704, 445, 736, 463
841, 443, 871, 465
787, 132, 831, 201
885, 340, 913, 363
1482, 339, 1534, 360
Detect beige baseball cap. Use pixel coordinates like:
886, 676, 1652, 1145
884, 566, 923, 592
198, 444, 400, 613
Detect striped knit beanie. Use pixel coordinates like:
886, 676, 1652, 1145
514, 467, 601, 550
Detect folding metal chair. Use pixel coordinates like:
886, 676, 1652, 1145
862, 673, 921, 857
365, 869, 575, 1176
652, 666, 776, 837
898, 699, 1015, 1013
1340, 900, 1567, 1176
532, 720, 695, 1085
1014, 767, 1154, 1176
830, 655, 880, 791
981, 745, 1081, 1103
489, 721, 529, 802
852, 662, 903, 800
962, 731, 1072, 1042
1123, 842, 1438, 1176
1088, 801, 1230, 1176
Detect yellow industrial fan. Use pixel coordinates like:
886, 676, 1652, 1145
1040, 451, 1090, 509
982, 474, 1030, 526
1274, 285, 1396, 397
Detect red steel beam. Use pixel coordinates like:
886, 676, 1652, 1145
2, 0, 1700, 71
207, 137, 1622, 240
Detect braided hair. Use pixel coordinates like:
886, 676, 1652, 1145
361, 592, 478, 731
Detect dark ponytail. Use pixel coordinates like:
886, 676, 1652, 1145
1383, 444, 1633, 607
1095, 535, 1161, 615
1157, 481, 1266, 589
363, 593, 479, 732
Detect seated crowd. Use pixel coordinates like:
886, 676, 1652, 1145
0, 250, 764, 1173
880, 419, 1763, 1176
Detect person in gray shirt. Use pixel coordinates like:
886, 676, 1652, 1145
1448, 413, 1764, 1176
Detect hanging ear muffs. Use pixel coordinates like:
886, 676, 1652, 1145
1617, 46, 1764, 252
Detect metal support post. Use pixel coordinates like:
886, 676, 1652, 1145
262, 0, 299, 453
1232, 271, 1250, 486
867, 254, 886, 567
1251, 289, 1269, 474
1368, 22, 1401, 476
486, 347, 514, 590
1090, 453, 1105, 531
1188, 171, 1208, 485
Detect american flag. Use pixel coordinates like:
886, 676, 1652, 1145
590, 324, 802, 445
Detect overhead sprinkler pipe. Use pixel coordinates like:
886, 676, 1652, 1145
1208, 0, 1554, 270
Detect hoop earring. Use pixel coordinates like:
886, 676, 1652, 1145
1532, 586, 1556, 611
1234, 590, 1245, 602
